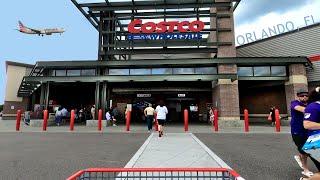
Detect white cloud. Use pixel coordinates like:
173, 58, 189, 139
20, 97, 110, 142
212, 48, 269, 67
235, 0, 320, 46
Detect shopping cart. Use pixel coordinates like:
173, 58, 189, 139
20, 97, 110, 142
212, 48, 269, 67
67, 167, 244, 180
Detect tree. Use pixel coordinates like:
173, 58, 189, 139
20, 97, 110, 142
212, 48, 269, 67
0, 104, 3, 112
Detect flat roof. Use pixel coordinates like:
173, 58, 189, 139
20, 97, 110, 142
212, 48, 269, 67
5, 61, 34, 73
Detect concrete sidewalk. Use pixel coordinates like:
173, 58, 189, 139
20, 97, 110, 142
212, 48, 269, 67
125, 133, 231, 168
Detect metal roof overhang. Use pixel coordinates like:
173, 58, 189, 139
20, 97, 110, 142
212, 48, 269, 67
17, 74, 237, 97
33, 57, 311, 69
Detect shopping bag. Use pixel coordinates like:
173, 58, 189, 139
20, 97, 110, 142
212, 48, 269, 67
302, 132, 320, 161
267, 115, 272, 121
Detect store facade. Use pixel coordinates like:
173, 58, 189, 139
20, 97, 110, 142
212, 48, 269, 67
3, 0, 311, 124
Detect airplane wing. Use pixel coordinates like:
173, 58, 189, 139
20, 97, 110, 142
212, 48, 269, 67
29, 28, 42, 34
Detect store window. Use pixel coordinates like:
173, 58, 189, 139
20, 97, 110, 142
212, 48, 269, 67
173, 68, 194, 74
55, 69, 66, 76
67, 69, 81, 76
152, 68, 172, 75
254, 66, 270, 76
238, 67, 253, 76
130, 69, 151, 75
81, 69, 96, 76
271, 66, 286, 76
109, 69, 129, 75
195, 67, 217, 74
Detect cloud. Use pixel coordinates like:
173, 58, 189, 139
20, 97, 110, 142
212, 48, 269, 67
234, 0, 312, 26
234, 0, 320, 46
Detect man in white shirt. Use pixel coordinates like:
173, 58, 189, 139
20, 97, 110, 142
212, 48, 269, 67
155, 101, 168, 137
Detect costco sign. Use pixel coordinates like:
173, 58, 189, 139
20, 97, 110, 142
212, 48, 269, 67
127, 19, 205, 40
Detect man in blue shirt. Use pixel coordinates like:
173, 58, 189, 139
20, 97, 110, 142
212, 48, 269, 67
302, 87, 320, 179
291, 89, 314, 177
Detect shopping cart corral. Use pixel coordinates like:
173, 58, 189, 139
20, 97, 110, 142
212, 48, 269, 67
67, 168, 244, 180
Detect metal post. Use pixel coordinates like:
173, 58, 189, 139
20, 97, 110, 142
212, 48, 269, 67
70, 110, 75, 131
275, 109, 281, 132
43, 110, 48, 131
16, 110, 22, 131
244, 109, 249, 132
98, 109, 103, 131
184, 109, 189, 132
214, 109, 218, 132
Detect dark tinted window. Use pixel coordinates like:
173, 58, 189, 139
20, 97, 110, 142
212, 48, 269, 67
152, 68, 172, 75
55, 70, 66, 76
254, 66, 270, 76
130, 69, 151, 75
238, 67, 253, 76
271, 66, 286, 76
173, 68, 194, 74
67, 70, 81, 76
195, 67, 217, 74
81, 69, 96, 76
109, 69, 129, 75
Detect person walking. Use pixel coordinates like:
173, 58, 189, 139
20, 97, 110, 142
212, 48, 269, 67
155, 101, 168, 137
144, 104, 155, 132
91, 105, 96, 120
269, 106, 276, 126
301, 87, 320, 180
291, 89, 314, 178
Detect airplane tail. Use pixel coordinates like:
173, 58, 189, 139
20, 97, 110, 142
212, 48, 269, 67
18, 21, 25, 29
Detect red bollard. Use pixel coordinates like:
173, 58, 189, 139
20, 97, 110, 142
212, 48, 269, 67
154, 112, 158, 131
43, 110, 48, 131
184, 109, 189, 132
126, 111, 131, 131
214, 109, 218, 132
275, 109, 281, 132
16, 110, 22, 131
98, 109, 102, 131
70, 110, 75, 131
244, 109, 249, 132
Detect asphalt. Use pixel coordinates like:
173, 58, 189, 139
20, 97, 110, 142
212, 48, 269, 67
0, 119, 312, 180
0, 133, 148, 180
195, 133, 319, 180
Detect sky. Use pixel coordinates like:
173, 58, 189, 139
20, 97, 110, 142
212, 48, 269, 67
0, 0, 319, 104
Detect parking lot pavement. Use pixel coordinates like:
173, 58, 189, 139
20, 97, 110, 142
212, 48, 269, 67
195, 133, 318, 180
0, 133, 149, 180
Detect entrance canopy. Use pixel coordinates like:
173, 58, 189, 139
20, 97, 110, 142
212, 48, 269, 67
17, 57, 310, 97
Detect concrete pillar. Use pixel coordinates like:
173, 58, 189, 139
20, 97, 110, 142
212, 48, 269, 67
44, 82, 50, 110
95, 81, 100, 120
40, 84, 45, 107
101, 81, 107, 119
285, 64, 308, 116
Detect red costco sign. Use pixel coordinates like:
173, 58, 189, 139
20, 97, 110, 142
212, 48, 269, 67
128, 19, 205, 34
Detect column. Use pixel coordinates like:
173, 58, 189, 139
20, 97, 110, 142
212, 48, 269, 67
213, 64, 240, 122
285, 64, 308, 116
101, 81, 107, 119
95, 81, 100, 120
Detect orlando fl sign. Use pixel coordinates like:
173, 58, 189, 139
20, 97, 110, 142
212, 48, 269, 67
127, 19, 205, 40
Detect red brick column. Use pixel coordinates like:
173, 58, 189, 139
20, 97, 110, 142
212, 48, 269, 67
212, 65, 240, 121
285, 64, 308, 116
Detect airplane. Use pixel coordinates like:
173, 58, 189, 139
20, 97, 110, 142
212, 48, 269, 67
16, 21, 65, 36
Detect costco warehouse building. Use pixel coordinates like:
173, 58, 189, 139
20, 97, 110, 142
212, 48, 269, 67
2, 0, 319, 125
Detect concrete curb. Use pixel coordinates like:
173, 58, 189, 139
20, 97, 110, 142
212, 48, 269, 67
124, 133, 154, 168
190, 133, 232, 169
